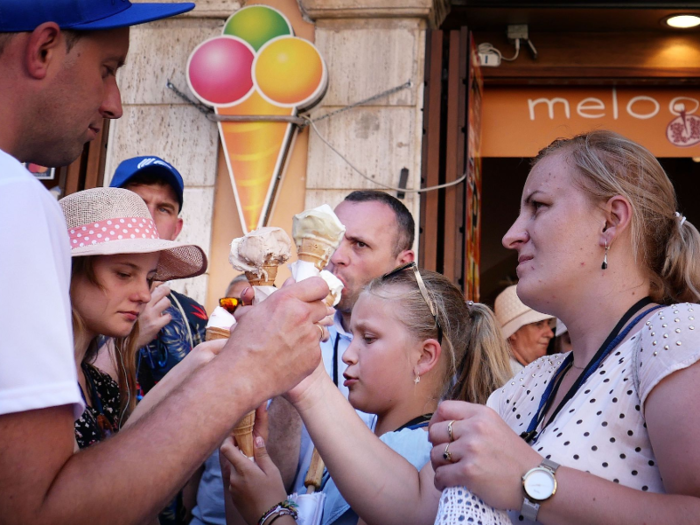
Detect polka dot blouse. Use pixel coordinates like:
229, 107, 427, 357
482, 303, 700, 524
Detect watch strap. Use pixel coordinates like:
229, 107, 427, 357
540, 457, 560, 473
520, 497, 540, 522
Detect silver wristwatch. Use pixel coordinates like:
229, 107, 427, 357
520, 458, 560, 522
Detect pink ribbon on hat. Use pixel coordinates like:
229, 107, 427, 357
68, 217, 159, 248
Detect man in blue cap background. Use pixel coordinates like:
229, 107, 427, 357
0, 2, 331, 524
106, 156, 209, 397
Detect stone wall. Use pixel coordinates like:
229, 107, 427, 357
300, 0, 448, 246
105, 4, 239, 304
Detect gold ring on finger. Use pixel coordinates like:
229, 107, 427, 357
317, 324, 325, 340
447, 420, 455, 442
443, 442, 453, 462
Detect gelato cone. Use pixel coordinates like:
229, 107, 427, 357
245, 264, 278, 287
205, 326, 231, 341
207, 306, 237, 335
233, 410, 256, 458
297, 237, 338, 272
292, 204, 345, 272
230, 227, 291, 304
204, 313, 255, 458
217, 92, 295, 233
229, 226, 291, 277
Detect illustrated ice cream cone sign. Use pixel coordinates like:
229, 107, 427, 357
187, 5, 328, 234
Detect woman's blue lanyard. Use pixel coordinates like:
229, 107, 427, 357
521, 297, 664, 445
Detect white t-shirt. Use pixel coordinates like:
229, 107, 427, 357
0, 149, 83, 418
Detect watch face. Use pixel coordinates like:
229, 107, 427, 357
524, 468, 556, 501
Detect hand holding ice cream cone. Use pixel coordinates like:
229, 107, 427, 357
290, 204, 345, 307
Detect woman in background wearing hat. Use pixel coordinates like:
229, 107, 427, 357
59, 187, 207, 448
430, 130, 700, 524
495, 284, 555, 376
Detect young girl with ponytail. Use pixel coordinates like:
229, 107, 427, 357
221, 265, 512, 525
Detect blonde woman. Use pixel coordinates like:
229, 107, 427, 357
221, 266, 512, 525
431, 130, 700, 524
59, 187, 207, 448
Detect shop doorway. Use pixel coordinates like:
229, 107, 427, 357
478, 156, 700, 308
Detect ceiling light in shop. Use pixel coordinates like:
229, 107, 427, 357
665, 15, 700, 29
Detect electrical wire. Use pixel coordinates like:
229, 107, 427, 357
477, 39, 520, 62
303, 117, 467, 194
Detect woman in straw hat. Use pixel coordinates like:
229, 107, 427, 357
494, 284, 554, 376
59, 187, 207, 448
218, 266, 513, 525
429, 130, 700, 523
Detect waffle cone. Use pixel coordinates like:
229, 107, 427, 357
205, 327, 231, 341
297, 237, 335, 272
245, 265, 278, 287
232, 410, 256, 457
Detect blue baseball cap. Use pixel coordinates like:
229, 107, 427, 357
0, 0, 195, 32
111, 156, 184, 211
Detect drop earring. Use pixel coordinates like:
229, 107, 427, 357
414, 374, 421, 384
602, 241, 609, 270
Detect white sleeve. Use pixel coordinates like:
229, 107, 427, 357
0, 167, 83, 418
636, 303, 700, 411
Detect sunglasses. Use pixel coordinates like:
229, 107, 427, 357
382, 262, 443, 344
219, 297, 242, 314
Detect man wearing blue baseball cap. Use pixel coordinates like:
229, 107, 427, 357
0, 2, 331, 524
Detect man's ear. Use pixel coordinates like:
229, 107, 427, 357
172, 217, 184, 241
24, 23, 63, 80
600, 195, 633, 248
415, 338, 442, 378
396, 249, 415, 266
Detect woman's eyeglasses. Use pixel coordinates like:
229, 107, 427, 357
219, 297, 241, 314
382, 262, 443, 344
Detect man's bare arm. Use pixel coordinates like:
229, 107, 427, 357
266, 396, 302, 491
0, 278, 329, 525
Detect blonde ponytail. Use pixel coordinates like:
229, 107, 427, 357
448, 302, 512, 405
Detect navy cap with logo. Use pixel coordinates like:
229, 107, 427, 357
0, 0, 195, 32
111, 156, 185, 211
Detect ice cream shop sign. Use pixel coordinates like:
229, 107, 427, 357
482, 87, 700, 157
187, 5, 327, 233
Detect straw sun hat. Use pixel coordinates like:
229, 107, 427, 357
494, 284, 554, 340
59, 187, 207, 281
